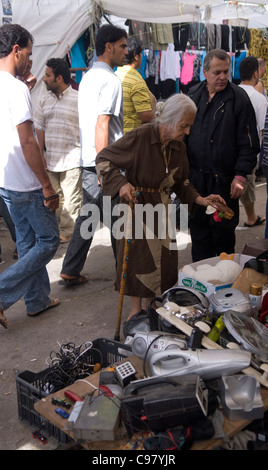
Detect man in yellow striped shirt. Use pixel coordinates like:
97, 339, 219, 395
116, 37, 155, 133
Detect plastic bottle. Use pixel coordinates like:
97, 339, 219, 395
249, 283, 263, 318
207, 315, 225, 343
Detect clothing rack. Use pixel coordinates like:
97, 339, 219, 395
125, 19, 267, 99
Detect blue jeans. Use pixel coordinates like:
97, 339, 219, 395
0, 196, 16, 242
61, 168, 118, 276
0, 189, 59, 313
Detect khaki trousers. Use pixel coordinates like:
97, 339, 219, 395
47, 167, 82, 237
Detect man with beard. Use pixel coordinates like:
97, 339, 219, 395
35, 58, 82, 242
0, 24, 60, 329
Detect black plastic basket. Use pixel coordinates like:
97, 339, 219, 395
16, 338, 131, 443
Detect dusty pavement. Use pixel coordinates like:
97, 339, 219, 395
0, 180, 267, 450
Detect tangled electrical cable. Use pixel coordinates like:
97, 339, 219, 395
40, 341, 103, 393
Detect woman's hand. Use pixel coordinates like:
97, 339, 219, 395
196, 194, 226, 208
119, 182, 137, 203
196, 194, 234, 220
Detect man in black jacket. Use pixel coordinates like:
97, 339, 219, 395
186, 49, 260, 262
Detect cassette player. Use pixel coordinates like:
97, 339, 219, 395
120, 375, 208, 436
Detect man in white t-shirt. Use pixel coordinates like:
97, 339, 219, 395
0, 24, 60, 330
59, 24, 128, 287
239, 56, 268, 227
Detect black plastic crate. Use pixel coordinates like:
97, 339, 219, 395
16, 338, 132, 443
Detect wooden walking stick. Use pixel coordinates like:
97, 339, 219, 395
114, 191, 138, 341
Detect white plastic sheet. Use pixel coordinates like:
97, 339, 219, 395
1, 0, 94, 106
1, 0, 267, 105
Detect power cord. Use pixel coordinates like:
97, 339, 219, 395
41, 341, 103, 393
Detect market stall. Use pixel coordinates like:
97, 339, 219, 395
15, 249, 268, 450
1, 0, 268, 451
1, 0, 267, 105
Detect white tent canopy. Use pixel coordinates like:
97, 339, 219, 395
0, 0, 95, 105
97, 0, 268, 26
12, 0, 94, 104
1, 0, 267, 104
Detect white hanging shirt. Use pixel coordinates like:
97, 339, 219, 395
160, 43, 181, 82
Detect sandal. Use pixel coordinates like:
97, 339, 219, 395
244, 215, 265, 227
27, 298, 60, 317
58, 274, 89, 287
0, 310, 8, 329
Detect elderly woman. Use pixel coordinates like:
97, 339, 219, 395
96, 93, 224, 320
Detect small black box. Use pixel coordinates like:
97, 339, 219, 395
121, 375, 208, 436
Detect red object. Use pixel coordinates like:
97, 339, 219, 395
32, 431, 47, 444
213, 211, 222, 222
99, 385, 114, 397
64, 390, 83, 402
259, 293, 268, 327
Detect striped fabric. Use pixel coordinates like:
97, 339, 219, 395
116, 65, 152, 133
34, 85, 80, 171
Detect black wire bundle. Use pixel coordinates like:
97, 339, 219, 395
40, 342, 103, 393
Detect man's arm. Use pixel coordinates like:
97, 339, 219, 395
95, 114, 111, 154
133, 87, 155, 124
137, 109, 155, 123
16, 120, 59, 211
36, 128, 45, 153
35, 128, 47, 168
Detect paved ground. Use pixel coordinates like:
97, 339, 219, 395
0, 180, 267, 450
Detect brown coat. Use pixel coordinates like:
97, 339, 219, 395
96, 123, 200, 298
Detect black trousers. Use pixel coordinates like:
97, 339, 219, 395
189, 170, 239, 262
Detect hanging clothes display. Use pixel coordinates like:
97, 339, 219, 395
199, 51, 207, 81
123, 21, 266, 101
232, 26, 250, 52
151, 23, 174, 51
180, 51, 197, 85
232, 51, 247, 83
172, 23, 190, 52
221, 24, 230, 52
125, 19, 151, 48
206, 24, 216, 51
248, 28, 268, 91
137, 50, 148, 80
160, 43, 180, 82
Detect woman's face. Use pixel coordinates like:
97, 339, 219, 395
161, 111, 196, 145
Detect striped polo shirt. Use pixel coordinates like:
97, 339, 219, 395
116, 65, 153, 133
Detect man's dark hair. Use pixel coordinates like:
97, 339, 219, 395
203, 48, 230, 71
0, 23, 33, 58
239, 56, 259, 81
46, 58, 70, 84
95, 24, 127, 57
125, 36, 143, 64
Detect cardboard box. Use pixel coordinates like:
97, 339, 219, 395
178, 254, 253, 297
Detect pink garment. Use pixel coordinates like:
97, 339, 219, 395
180, 52, 196, 85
